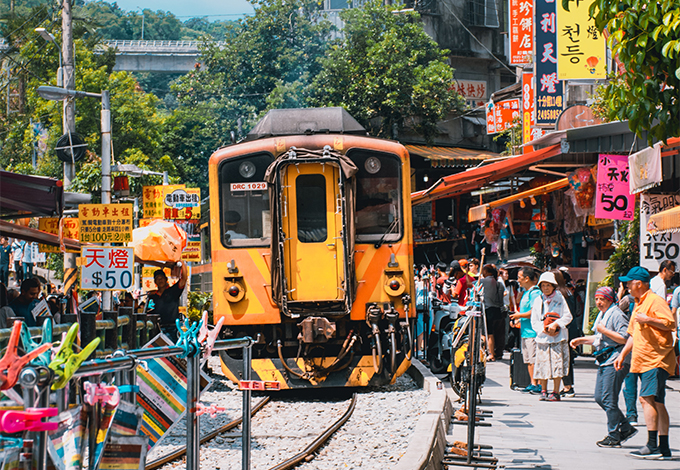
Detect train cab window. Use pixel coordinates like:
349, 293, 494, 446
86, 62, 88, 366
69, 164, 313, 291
296, 174, 327, 243
219, 153, 274, 247
349, 150, 402, 243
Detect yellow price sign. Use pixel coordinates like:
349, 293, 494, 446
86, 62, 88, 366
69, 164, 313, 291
79, 204, 133, 243
38, 217, 80, 253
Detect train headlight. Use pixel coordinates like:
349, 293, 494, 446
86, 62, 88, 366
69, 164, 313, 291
224, 281, 245, 302
384, 275, 405, 296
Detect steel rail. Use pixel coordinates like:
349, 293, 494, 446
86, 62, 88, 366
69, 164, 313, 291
144, 396, 271, 470
268, 393, 358, 470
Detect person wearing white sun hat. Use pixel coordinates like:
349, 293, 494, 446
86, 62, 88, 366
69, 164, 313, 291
530, 271, 573, 401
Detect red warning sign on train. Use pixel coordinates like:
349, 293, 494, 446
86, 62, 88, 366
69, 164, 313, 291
238, 380, 281, 391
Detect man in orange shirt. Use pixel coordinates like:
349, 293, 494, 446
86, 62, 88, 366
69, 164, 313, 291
614, 266, 676, 460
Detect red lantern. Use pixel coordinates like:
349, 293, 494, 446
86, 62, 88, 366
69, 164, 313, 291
113, 175, 130, 197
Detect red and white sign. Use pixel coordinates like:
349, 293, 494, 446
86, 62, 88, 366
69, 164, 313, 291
238, 380, 281, 391
453, 80, 487, 100
595, 154, 634, 220
81, 246, 134, 290
230, 182, 267, 191
486, 98, 521, 135
509, 0, 533, 65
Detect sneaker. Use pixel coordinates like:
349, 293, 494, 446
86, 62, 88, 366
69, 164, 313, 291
630, 445, 662, 459
560, 388, 575, 398
547, 392, 561, 401
597, 436, 621, 448
529, 385, 542, 395
539, 390, 548, 401
520, 384, 534, 393
657, 452, 673, 460
619, 427, 638, 444
627, 416, 638, 426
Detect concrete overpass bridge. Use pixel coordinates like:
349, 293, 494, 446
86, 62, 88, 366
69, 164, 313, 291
1, 39, 225, 73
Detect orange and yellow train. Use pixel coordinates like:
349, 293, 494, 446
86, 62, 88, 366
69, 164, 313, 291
208, 108, 415, 389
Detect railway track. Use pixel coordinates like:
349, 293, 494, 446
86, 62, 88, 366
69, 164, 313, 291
147, 392, 358, 470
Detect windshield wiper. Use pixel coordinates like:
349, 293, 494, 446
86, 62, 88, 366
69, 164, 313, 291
374, 218, 399, 249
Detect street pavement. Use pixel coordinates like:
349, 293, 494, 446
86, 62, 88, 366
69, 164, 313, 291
444, 354, 680, 469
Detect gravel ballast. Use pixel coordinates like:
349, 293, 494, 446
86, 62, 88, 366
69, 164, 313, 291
150, 356, 429, 470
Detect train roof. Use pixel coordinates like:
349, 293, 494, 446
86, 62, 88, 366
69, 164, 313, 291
244, 107, 366, 141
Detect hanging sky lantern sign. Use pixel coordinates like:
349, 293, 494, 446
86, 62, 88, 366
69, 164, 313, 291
79, 204, 133, 243
509, 0, 533, 65
595, 154, 634, 220
535, 0, 564, 126
80, 246, 134, 290
557, 1, 606, 79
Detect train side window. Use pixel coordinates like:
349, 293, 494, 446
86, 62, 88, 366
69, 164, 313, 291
349, 150, 402, 243
296, 174, 327, 243
219, 153, 274, 247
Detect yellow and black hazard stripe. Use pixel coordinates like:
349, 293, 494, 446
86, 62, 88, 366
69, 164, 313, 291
219, 351, 412, 389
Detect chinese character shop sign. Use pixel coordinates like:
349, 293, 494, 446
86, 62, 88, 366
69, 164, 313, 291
143, 185, 201, 220
38, 217, 80, 253
535, 0, 564, 126
81, 246, 134, 290
595, 154, 634, 220
509, 0, 533, 65
79, 204, 133, 243
557, 0, 606, 79
486, 99, 521, 135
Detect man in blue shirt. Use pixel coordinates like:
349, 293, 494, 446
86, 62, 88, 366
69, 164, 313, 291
0, 237, 11, 286
8, 277, 41, 327
509, 267, 542, 393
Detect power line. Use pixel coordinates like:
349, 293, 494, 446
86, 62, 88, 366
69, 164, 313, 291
440, 2, 516, 77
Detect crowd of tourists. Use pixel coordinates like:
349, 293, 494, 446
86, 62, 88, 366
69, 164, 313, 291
416, 257, 676, 461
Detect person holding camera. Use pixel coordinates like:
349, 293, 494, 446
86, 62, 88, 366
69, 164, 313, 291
570, 286, 636, 448
530, 271, 573, 401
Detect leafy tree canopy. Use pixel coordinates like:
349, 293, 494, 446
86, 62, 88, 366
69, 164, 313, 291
588, 0, 680, 143
0, 6, 175, 201
311, 0, 464, 141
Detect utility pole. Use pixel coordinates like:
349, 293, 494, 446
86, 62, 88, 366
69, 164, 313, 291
62, 0, 78, 311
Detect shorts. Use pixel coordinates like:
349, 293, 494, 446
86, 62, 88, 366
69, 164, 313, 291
533, 341, 569, 380
521, 337, 536, 364
637, 368, 670, 404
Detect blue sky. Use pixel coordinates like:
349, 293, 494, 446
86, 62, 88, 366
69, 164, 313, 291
110, 0, 254, 20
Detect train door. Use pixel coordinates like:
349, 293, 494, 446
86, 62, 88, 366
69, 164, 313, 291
281, 163, 345, 301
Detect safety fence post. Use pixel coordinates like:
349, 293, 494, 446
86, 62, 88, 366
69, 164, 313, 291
242, 345, 252, 470
186, 352, 200, 470
103, 310, 118, 351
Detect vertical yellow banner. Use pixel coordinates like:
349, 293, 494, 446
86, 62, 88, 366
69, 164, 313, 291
557, 2, 606, 79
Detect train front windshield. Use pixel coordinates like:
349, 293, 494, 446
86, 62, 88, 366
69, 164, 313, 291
350, 150, 402, 244
219, 153, 274, 247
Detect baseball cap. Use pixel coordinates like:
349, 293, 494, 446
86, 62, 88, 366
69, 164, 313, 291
458, 259, 469, 268
619, 266, 651, 283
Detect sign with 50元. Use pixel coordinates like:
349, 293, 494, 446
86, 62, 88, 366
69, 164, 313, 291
595, 154, 634, 220
81, 246, 134, 290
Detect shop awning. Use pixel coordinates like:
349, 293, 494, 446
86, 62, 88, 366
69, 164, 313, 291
411, 144, 562, 205
468, 177, 569, 222
0, 219, 82, 251
405, 144, 499, 168
0, 170, 64, 218
647, 206, 680, 235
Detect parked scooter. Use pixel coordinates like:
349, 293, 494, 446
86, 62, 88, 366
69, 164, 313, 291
426, 298, 461, 373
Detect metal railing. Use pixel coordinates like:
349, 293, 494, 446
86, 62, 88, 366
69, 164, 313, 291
16, 328, 255, 470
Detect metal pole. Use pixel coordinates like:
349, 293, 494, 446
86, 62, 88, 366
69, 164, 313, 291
36, 378, 50, 470
467, 313, 480, 464
186, 353, 200, 470
101, 90, 113, 312
19, 368, 38, 470
242, 345, 252, 470
62, 0, 77, 317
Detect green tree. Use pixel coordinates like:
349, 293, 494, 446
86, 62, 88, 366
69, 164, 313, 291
589, 0, 680, 143
311, 1, 465, 140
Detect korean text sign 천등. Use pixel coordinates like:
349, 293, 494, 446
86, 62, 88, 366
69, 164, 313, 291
595, 154, 634, 220
557, 0, 606, 79
79, 204, 133, 243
